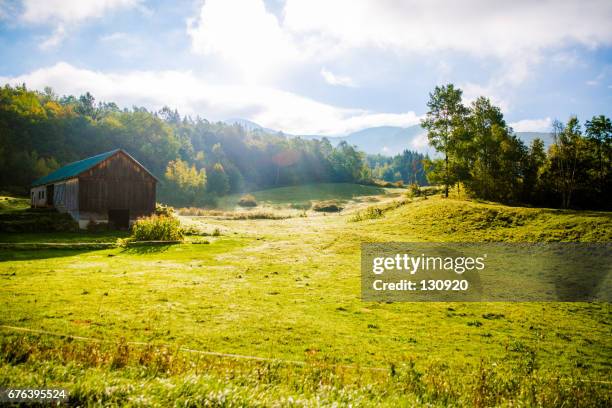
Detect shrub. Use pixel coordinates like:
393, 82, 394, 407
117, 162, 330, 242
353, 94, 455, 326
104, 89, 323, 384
349, 206, 384, 222
238, 194, 257, 207
177, 207, 207, 216
407, 183, 421, 198
312, 201, 343, 212
131, 215, 183, 241
155, 203, 175, 217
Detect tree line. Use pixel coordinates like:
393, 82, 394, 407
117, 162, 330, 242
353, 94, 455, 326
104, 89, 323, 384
421, 84, 611, 210
367, 150, 428, 186
0, 84, 426, 207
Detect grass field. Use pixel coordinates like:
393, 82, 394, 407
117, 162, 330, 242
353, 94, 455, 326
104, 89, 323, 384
214, 182, 396, 209
0, 191, 611, 406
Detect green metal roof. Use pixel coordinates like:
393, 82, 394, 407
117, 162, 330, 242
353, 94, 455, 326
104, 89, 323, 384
32, 149, 120, 187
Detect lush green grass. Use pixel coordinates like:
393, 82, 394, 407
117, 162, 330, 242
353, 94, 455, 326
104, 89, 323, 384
0, 195, 29, 213
215, 182, 395, 209
0, 196, 611, 406
0, 231, 128, 243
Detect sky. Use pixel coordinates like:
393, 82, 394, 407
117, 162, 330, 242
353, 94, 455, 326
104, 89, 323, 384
0, 0, 611, 136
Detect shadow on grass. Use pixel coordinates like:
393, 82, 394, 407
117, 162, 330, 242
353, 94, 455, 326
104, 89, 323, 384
0, 248, 103, 262
120, 243, 176, 255
0, 231, 129, 243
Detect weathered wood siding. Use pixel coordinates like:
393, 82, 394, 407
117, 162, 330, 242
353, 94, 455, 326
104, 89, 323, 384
30, 186, 47, 208
52, 179, 79, 219
78, 151, 156, 218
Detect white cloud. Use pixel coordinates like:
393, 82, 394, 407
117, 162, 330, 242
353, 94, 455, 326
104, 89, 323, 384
39, 24, 66, 50
21, 0, 140, 49
320, 68, 356, 87
509, 118, 552, 132
0, 62, 421, 135
410, 132, 429, 150
99, 32, 129, 42
185, 0, 612, 107
283, 0, 612, 58
460, 82, 511, 113
21, 0, 139, 24
187, 0, 306, 83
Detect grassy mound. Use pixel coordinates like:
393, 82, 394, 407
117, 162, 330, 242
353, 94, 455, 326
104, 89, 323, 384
312, 200, 344, 212
237, 194, 257, 207
363, 197, 612, 242
0, 208, 79, 233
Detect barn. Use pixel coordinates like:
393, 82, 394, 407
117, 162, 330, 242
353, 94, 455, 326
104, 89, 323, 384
30, 149, 158, 229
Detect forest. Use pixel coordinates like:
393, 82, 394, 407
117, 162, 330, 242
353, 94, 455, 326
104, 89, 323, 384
1, 83, 609, 210
422, 84, 611, 210
0, 84, 427, 207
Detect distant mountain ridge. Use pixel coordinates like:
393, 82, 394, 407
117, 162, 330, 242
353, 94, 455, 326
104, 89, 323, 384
224, 118, 553, 156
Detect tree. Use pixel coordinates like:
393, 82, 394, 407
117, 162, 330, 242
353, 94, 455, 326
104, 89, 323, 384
584, 115, 612, 194
521, 138, 547, 203
549, 117, 584, 208
76, 92, 96, 118
207, 163, 230, 196
161, 159, 206, 206
461, 97, 527, 201
421, 84, 468, 197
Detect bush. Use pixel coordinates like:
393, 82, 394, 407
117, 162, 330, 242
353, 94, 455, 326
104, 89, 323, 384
155, 203, 175, 217
349, 206, 384, 222
177, 207, 207, 216
131, 215, 183, 241
407, 183, 421, 198
238, 194, 257, 207
312, 201, 343, 212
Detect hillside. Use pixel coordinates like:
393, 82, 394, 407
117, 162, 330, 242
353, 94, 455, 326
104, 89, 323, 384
228, 119, 554, 156
309, 127, 554, 156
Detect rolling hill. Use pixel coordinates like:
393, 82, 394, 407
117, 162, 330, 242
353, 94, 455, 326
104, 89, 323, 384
225, 119, 553, 156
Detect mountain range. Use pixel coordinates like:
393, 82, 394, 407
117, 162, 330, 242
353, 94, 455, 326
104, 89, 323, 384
223, 119, 553, 157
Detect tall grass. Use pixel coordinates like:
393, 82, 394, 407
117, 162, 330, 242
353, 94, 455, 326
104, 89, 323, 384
178, 207, 292, 220
349, 199, 412, 222
1, 334, 608, 407
131, 215, 183, 241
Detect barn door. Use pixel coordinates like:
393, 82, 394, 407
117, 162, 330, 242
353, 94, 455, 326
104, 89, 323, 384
46, 184, 54, 206
108, 209, 130, 230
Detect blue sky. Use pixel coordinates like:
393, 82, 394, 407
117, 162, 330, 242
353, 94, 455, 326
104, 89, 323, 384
0, 0, 611, 135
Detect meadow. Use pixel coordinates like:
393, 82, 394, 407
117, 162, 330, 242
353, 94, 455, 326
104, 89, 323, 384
213, 182, 394, 210
0, 186, 611, 406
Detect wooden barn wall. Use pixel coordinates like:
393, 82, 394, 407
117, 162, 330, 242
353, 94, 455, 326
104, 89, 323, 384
78, 152, 156, 218
64, 178, 79, 216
